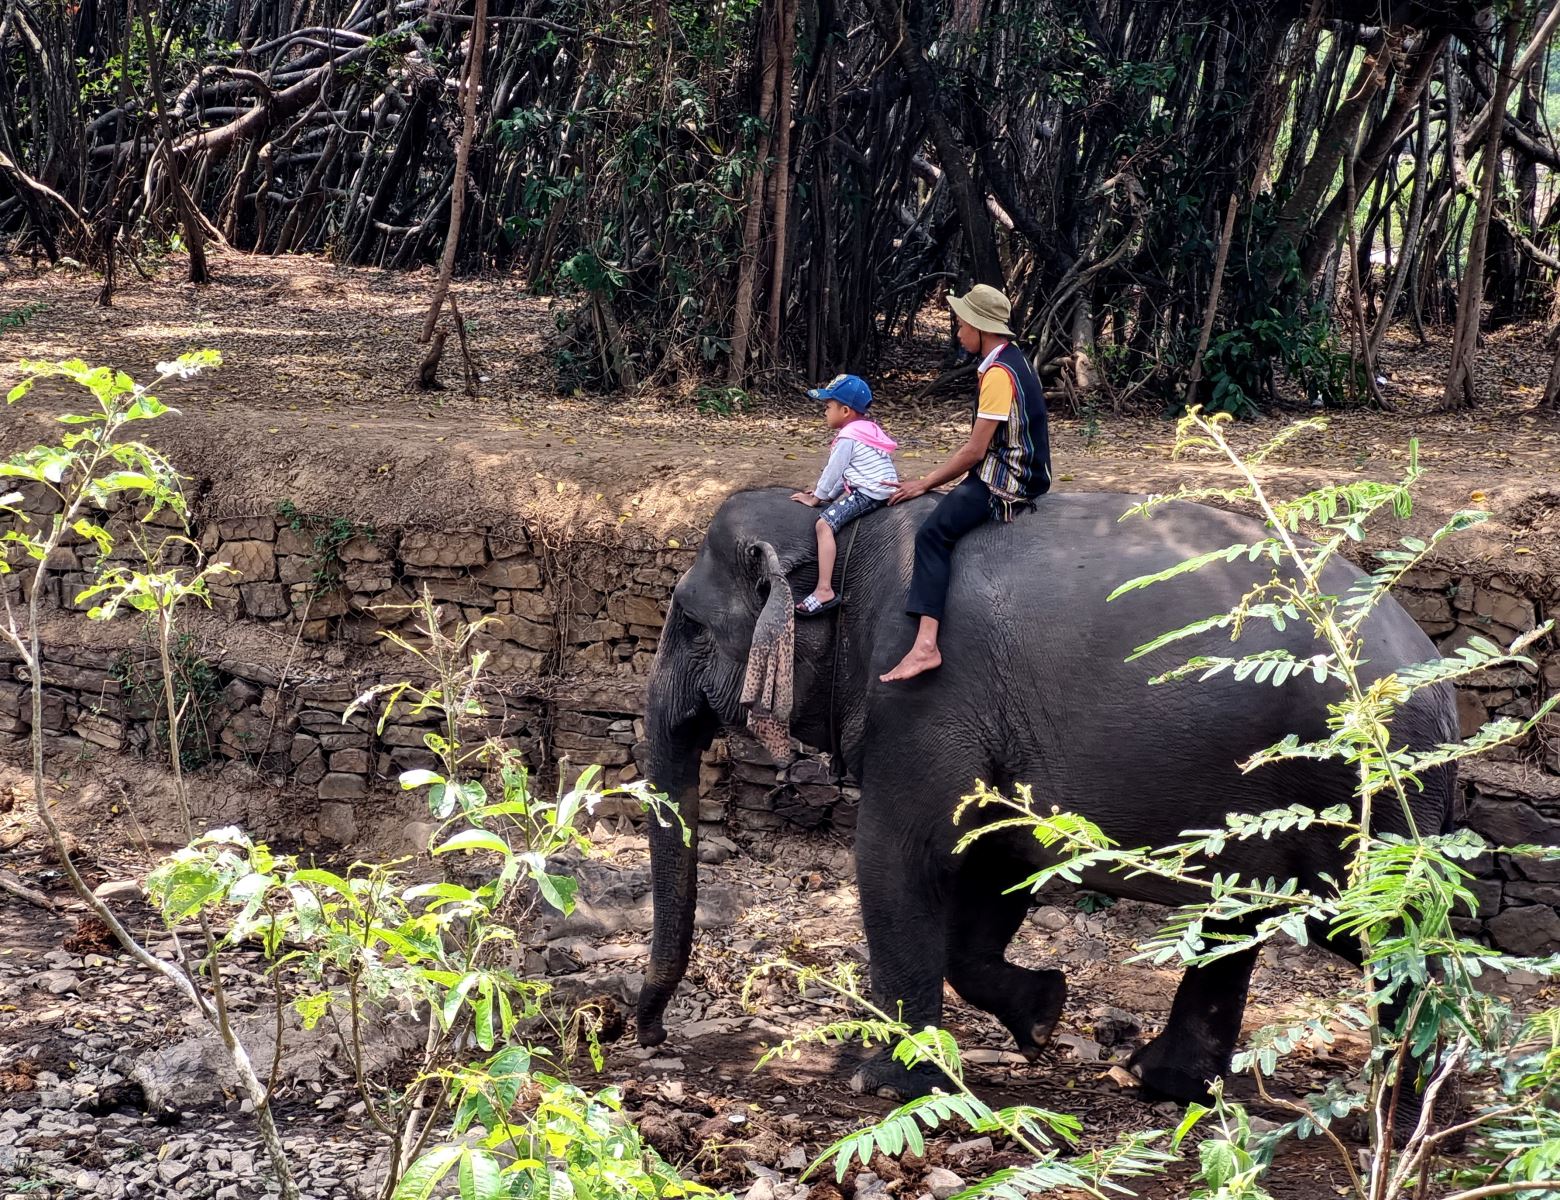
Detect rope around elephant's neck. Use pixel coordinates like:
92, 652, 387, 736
827, 517, 862, 783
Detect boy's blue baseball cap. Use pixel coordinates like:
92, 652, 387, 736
808, 373, 872, 414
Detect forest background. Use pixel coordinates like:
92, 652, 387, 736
8, 0, 1560, 416
7, 4, 1560, 1199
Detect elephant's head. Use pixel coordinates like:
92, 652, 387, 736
637, 492, 810, 1046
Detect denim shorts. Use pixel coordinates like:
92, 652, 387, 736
819, 488, 885, 533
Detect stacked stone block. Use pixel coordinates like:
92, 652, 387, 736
1, 498, 1556, 947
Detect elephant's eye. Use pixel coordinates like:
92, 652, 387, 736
672, 603, 706, 639
684, 616, 714, 655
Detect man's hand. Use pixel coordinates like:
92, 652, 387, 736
889, 420, 997, 504
886, 478, 931, 506
790, 491, 822, 507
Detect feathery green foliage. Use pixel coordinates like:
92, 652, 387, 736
748, 960, 1178, 1195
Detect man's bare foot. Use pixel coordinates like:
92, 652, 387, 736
880, 643, 941, 682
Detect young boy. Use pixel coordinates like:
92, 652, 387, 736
880, 284, 1050, 681
790, 374, 898, 616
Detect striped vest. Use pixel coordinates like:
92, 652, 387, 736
976, 343, 1051, 516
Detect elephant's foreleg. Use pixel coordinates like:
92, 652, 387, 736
946, 847, 1066, 1060
850, 789, 954, 1099
1130, 941, 1258, 1102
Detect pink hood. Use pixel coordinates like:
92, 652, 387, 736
835, 419, 897, 454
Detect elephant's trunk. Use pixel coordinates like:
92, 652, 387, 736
637, 625, 712, 1047
638, 779, 700, 1047
639, 545, 795, 1046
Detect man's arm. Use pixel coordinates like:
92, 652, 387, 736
886, 419, 997, 504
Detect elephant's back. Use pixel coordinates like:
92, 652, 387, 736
928, 491, 1454, 772
859, 490, 1457, 890
956, 493, 1288, 592
948, 492, 1433, 669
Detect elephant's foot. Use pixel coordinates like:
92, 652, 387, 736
849, 1050, 946, 1100
1127, 1031, 1227, 1104
1004, 968, 1067, 1061
637, 976, 681, 1048
949, 966, 1067, 1062
636, 995, 670, 1048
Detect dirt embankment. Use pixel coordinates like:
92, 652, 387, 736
2, 252, 1557, 577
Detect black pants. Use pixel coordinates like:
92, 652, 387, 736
905, 476, 995, 621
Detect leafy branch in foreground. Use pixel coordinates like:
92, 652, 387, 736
966, 408, 1560, 1200
152, 592, 694, 1200
747, 959, 1178, 1197
1, 354, 304, 1199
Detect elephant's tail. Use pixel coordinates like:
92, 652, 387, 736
1440, 760, 1462, 835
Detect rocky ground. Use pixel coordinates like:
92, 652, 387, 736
3, 785, 1549, 1200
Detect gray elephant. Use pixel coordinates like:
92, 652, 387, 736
637, 488, 1458, 1101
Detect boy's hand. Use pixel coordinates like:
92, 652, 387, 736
790, 491, 821, 507
886, 478, 930, 505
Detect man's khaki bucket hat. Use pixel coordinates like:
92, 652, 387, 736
947, 283, 1015, 337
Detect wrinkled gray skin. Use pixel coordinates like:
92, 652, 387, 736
639, 488, 1458, 1101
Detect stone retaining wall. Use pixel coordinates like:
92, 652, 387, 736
1, 492, 1556, 950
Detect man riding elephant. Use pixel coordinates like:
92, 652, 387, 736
881, 284, 1051, 683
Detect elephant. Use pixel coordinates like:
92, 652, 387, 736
636, 487, 1459, 1102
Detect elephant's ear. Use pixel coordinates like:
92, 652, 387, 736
739, 541, 795, 761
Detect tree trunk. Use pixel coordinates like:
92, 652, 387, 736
1369, 82, 1432, 358
1299, 31, 1447, 283
1184, 0, 1310, 403
763, 0, 797, 356
1444, 7, 1524, 410
867, 0, 1001, 286
1541, 332, 1560, 410
0, 148, 86, 262
1500, 57, 1544, 321
1270, 31, 1388, 278
136, 0, 209, 283
1542, 250, 1560, 410
421, 0, 489, 343
726, 0, 780, 384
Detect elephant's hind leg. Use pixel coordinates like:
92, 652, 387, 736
946, 845, 1066, 1061
1129, 940, 1258, 1103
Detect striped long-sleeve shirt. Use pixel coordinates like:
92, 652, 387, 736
813, 434, 898, 501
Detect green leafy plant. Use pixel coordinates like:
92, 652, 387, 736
694, 384, 752, 417
111, 629, 222, 769
2, 354, 303, 1199
77, 19, 206, 106
1200, 201, 1363, 416
963, 408, 1560, 1200
1078, 395, 1105, 454
0, 302, 45, 332
397, 1058, 710, 1200
749, 959, 1178, 1195
275, 499, 375, 596
150, 592, 691, 1199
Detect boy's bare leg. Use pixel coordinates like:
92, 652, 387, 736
881, 616, 941, 682
805, 519, 837, 604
